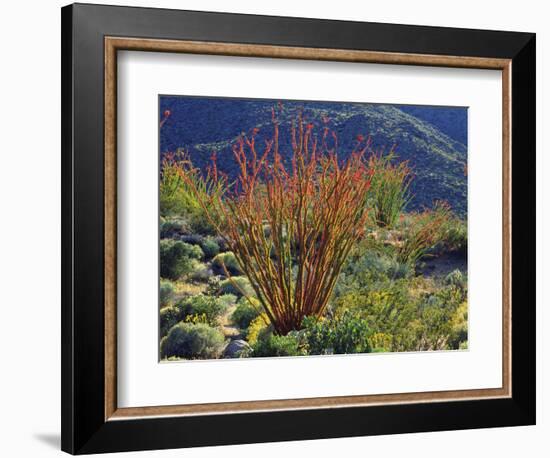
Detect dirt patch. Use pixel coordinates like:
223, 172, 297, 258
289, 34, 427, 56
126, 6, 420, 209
419, 252, 467, 278
220, 304, 242, 339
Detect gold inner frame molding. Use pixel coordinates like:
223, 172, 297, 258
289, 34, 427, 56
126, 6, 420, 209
104, 36, 512, 421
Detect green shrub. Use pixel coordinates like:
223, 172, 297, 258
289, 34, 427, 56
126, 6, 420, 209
412, 285, 466, 351
441, 217, 467, 255
252, 332, 306, 357
159, 279, 175, 307
217, 294, 238, 308
188, 262, 212, 282
369, 332, 393, 352
334, 278, 419, 352
180, 234, 204, 246
218, 276, 254, 297
160, 218, 189, 238
160, 322, 226, 359
160, 240, 203, 280
232, 297, 261, 330
445, 269, 467, 291
200, 237, 220, 259
160, 305, 181, 337
189, 213, 217, 236
336, 249, 411, 299
212, 251, 242, 275
449, 301, 468, 350
302, 311, 372, 355
176, 294, 228, 327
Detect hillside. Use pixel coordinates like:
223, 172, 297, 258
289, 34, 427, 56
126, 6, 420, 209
160, 97, 468, 216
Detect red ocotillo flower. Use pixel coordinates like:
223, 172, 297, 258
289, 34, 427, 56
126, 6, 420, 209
160, 109, 171, 128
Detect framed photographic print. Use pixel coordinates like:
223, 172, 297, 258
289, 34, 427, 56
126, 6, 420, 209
61, 3, 536, 454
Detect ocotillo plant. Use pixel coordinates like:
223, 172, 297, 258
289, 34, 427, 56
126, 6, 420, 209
368, 151, 413, 228
396, 201, 451, 267
160, 151, 225, 221
179, 111, 375, 335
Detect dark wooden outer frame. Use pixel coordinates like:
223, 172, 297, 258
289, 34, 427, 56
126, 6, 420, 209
62, 3, 536, 454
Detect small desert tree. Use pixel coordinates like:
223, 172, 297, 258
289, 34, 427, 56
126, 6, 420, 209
179, 111, 374, 335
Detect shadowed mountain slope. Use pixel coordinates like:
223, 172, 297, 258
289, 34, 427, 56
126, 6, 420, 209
160, 97, 468, 216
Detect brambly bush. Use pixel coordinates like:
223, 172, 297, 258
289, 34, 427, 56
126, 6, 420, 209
160, 240, 203, 280
160, 322, 226, 359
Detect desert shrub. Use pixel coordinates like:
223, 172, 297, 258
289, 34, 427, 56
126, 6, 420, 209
180, 233, 204, 246
160, 322, 226, 359
413, 285, 466, 350
302, 311, 372, 355
252, 331, 306, 357
448, 301, 468, 349
217, 294, 238, 308
335, 248, 411, 299
246, 314, 270, 346
369, 332, 393, 352
232, 297, 261, 331
368, 152, 412, 228
160, 218, 189, 238
160, 240, 203, 280
176, 294, 228, 327
445, 269, 467, 291
160, 305, 181, 337
212, 251, 242, 275
189, 213, 217, 236
188, 262, 212, 282
441, 217, 467, 255
218, 276, 254, 297
200, 237, 220, 259
396, 202, 451, 267
159, 279, 175, 307
334, 282, 418, 352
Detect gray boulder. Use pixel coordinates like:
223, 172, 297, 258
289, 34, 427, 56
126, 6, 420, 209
224, 339, 251, 358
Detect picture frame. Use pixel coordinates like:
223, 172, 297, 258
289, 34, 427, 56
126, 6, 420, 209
61, 3, 536, 454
